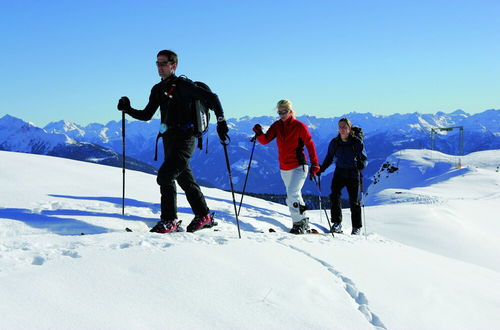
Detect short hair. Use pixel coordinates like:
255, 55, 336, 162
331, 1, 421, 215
276, 99, 295, 117
157, 50, 178, 65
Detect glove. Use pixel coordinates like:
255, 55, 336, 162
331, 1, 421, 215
217, 120, 229, 142
310, 164, 320, 176
356, 160, 365, 171
309, 164, 320, 181
252, 124, 263, 136
117, 96, 132, 112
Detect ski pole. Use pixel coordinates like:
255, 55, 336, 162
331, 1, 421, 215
221, 139, 242, 239
121, 111, 126, 216
237, 135, 257, 217
359, 172, 367, 238
313, 175, 334, 238
318, 176, 322, 224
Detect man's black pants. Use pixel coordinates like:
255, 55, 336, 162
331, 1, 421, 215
157, 132, 209, 221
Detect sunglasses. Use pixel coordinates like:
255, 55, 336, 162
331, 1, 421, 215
156, 61, 172, 67
277, 110, 289, 115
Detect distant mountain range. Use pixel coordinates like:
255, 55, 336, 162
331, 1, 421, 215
0, 115, 157, 174
1, 109, 499, 194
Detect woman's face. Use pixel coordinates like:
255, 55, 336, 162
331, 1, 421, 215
338, 121, 351, 140
277, 107, 292, 121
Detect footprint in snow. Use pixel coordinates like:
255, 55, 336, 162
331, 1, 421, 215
284, 244, 387, 330
120, 243, 132, 249
32, 256, 46, 265
61, 250, 81, 258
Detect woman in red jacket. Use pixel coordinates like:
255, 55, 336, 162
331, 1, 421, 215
253, 100, 320, 234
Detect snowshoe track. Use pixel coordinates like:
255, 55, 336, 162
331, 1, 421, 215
279, 242, 387, 330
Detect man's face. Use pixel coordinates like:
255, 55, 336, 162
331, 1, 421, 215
156, 55, 177, 80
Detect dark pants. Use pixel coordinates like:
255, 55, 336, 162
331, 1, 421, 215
157, 132, 209, 221
330, 168, 362, 228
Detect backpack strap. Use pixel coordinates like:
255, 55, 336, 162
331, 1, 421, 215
153, 78, 179, 161
154, 132, 162, 161
350, 137, 365, 176
350, 136, 362, 160
197, 136, 203, 150
332, 136, 340, 158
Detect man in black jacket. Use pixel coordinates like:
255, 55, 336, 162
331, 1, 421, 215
117, 50, 229, 233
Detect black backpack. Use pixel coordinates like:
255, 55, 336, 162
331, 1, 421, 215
351, 126, 364, 142
192, 81, 211, 149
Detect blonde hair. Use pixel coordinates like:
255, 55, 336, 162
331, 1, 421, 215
276, 99, 295, 117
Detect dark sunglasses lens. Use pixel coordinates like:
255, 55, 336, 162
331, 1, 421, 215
156, 61, 170, 66
278, 110, 289, 115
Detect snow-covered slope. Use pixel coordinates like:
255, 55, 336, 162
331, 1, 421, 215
364, 149, 500, 272
0, 150, 499, 330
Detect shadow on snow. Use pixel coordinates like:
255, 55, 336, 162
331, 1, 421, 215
43, 194, 290, 233
0, 208, 110, 236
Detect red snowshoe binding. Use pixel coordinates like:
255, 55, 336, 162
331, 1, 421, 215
150, 219, 181, 233
187, 212, 216, 233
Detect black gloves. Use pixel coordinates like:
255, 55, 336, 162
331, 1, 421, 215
356, 160, 365, 171
217, 120, 229, 143
318, 165, 325, 176
117, 96, 132, 112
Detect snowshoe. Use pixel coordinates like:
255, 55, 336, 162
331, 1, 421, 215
331, 222, 343, 234
187, 212, 216, 233
289, 218, 309, 235
351, 227, 362, 235
150, 219, 181, 233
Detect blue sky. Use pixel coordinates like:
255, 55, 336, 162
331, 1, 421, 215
0, 0, 499, 126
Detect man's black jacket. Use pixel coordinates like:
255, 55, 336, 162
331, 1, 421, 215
125, 75, 224, 129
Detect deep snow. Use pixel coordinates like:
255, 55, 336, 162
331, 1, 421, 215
0, 149, 499, 330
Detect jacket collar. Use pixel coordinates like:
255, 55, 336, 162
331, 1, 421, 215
280, 116, 295, 126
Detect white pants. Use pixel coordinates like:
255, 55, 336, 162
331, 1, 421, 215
280, 165, 309, 224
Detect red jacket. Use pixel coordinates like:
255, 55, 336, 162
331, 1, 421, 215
257, 117, 319, 170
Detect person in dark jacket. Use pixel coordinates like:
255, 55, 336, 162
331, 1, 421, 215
320, 118, 367, 235
253, 99, 320, 234
117, 49, 229, 233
